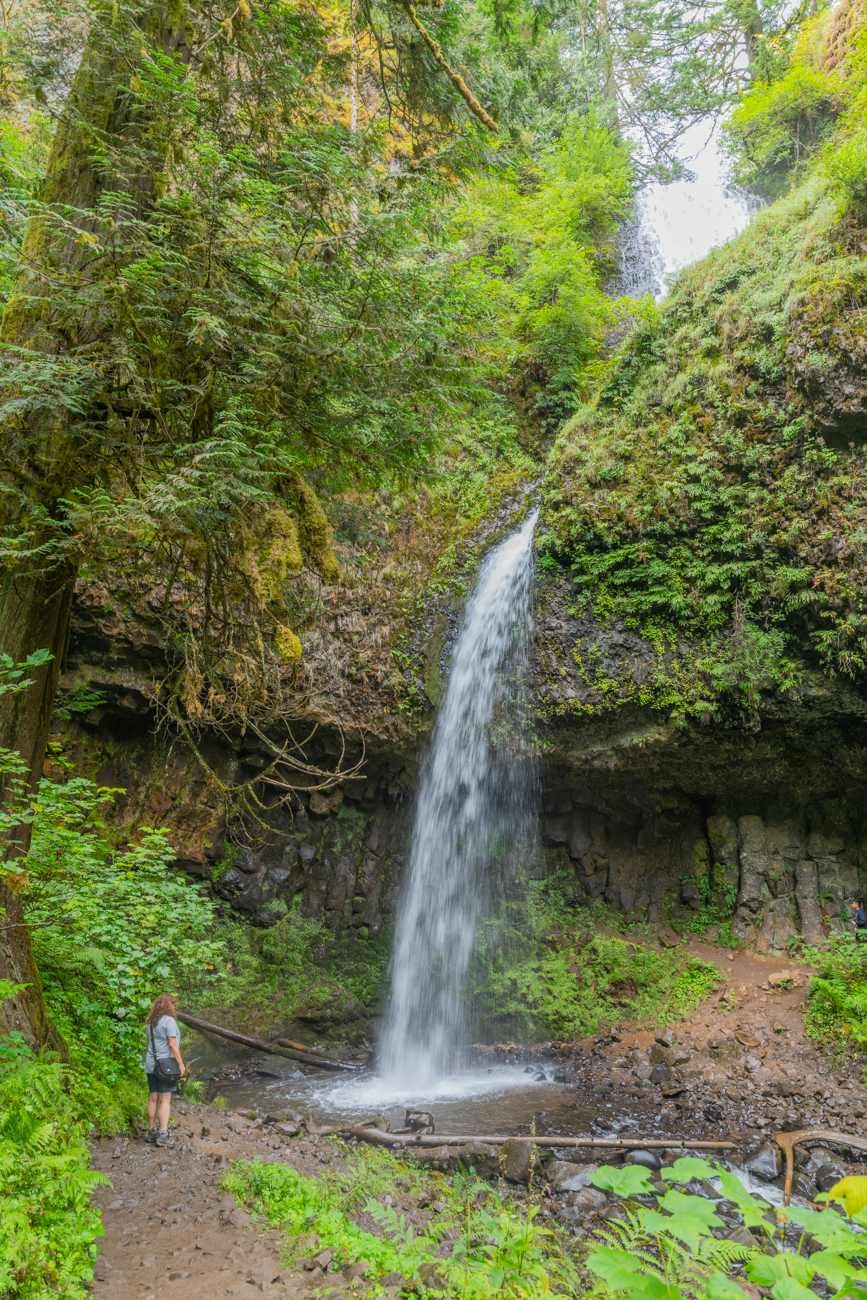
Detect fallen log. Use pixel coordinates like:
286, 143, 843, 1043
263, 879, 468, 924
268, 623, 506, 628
350, 1126, 734, 1150
772, 1128, 867, 1206
277, 1037, 368, 1066
176, 1012, 360, 1072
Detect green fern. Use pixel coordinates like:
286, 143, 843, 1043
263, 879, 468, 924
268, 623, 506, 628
0, 1054, 109, 1300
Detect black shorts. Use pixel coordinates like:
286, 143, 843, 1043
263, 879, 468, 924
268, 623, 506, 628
147, 1071, 178, 1094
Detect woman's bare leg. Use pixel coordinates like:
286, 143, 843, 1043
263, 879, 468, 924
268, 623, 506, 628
157, 1092, 172, 1130
148, 1092, 159, 1127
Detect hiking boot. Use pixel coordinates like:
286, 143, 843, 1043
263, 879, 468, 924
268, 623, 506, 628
145, 1128, 159, 1144
155, 1130, 176, 1148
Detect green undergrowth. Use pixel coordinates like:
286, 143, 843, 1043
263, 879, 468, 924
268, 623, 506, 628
584, 1157, 867, 1300
223, 1145, 581, 1299
477, 882, 721, 1040
180, 909, 390, 1047
540, 162, 867, 725
803, 933, 867, 1055
0, 1029, 108, 1300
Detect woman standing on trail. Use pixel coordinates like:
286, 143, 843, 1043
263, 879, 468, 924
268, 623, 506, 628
144, 994, 186, 1148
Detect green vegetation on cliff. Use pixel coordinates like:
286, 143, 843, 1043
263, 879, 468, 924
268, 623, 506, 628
542, 23, 867, 724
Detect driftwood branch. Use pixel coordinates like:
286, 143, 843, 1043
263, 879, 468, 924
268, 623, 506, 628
176, 1012, 360, 1072
350, 1126, 735, 1150
773, 1128, 867, 1205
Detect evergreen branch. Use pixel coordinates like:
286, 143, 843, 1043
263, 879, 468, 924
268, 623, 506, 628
393, 0, 497, 132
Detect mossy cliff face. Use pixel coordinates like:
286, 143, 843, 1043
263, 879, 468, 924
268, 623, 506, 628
57, 179, 867, 975
533, 172, 867, 950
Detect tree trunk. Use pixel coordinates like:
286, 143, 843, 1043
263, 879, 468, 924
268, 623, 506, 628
0, 1, 192, 1049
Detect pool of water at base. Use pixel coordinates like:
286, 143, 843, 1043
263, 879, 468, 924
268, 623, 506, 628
212, 1061, 588, 1135
186, 1037, 800, 1208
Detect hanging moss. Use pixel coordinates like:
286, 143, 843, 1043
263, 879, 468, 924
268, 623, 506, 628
274, 624, 303, 661
284, 471, 342, 584
241, 505, 304, 607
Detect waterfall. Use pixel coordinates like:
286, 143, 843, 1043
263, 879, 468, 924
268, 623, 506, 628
619, 124, 762, 299
379, 509, 540, 1088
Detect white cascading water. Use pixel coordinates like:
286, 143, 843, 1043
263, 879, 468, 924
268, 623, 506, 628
378, 508, 540, 1088
620, 124, 762, 299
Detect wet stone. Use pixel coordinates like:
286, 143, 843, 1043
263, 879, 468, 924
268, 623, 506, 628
791, 1172, 818, 1201
624, 1150, 661, 1170
744, 1143, 783, 1181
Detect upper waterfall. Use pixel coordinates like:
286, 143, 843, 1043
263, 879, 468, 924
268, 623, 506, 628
619, 124, 761, 300
378, 509, 540, 1088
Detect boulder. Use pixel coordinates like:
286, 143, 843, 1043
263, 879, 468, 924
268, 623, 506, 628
791, 1173, 818, 1201
744, 1143, 783, 1181
562, 1186, 608, 1216
650, 1064, 672, 1085
656, 1028, 677, 1047
815, 1161, 849, 1192
546, 1161, 596, 1191
649, 1043, 670, 1064
768, 970, 801, 989
499, 1139, 535, 1184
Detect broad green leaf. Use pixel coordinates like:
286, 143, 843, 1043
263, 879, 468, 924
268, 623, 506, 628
748, 1254, 814, 1286
707, 1273, 757, 1300
591, 1164, 657, 1197
586, 1249, 680, 1300
717, 1168, 775, 1226
657, 1211, 722, 1251
661, 1157, 716, 1183
660, 1189, 723, 1226
770, 1279, 823, 1300
825, 1176, 867, 1217
810, 1252, 867, 1289
786, 1205, 866, 1250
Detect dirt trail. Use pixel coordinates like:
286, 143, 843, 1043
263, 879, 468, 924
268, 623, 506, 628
89, 1108, 371, 1300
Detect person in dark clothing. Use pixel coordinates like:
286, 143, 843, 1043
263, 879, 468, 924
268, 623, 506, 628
852, 900, 867, 941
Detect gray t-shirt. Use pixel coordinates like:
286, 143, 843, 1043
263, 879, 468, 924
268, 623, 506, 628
144, 1015, 181, 1071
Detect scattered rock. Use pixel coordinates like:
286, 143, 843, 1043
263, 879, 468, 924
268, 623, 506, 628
624, 1150, 660, 1170
768, 970, 801, 989
457, 1142, 499, 1177
656, 1028, 677, 1048
228, 1208, 252, 1229
649, 1064, 672, 1085
816, 1162, 849, 1192
726, 1226, 760, 1249
499, 1138, 535, 1184
295, 1233, 321, 1254
343, 1261, 372, 1282
744, 1143, 783, 1181
658, 929, 680, 948
546, 1161, 596, 1190
791, 1173, 818, 1201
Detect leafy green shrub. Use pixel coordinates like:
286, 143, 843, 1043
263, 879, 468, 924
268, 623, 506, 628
0, 1048, 108, 1300
722, 25, 846, 199
586, 1158, 867, 1300
223, 1149, 574, 1298
479, 893, 720, 1039
803, 933, 867, 1050
23, 775, 221, 1091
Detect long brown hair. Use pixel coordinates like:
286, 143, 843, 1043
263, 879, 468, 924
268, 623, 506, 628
147, 994, 178, 1027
